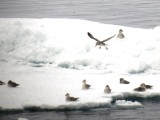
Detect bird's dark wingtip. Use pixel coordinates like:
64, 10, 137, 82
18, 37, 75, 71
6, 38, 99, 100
87, 32, 93, 38
87, 32, 91, 36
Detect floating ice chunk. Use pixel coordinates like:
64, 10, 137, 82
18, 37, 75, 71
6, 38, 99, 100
18, 118, 28, 120
115, 100, 143, 108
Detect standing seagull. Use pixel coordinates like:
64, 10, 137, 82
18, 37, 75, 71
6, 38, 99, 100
120, 78, 130, 84
8, 80, 19, 87
104, 85, 111, 94
117, 29, 124, 39
140, 83, 153, 89
0, 81, 5, 85
82, 79, 91, 90
65, 93, 79, 102
134, 83, 146, 92
87, 32, 115, 49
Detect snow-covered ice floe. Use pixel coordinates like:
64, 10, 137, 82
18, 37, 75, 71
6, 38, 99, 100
115, 100, 142, 108
0, 18, 160, 112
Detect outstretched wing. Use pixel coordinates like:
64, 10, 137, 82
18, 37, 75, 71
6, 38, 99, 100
87, 32, 100, 42
102, 34, 116, 42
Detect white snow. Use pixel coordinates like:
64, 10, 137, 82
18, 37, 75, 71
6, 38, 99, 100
0, 18, 160, 111
115, 100, 142, 108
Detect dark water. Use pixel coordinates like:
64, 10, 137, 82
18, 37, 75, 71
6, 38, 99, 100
1, 0, 160, 119
0, 0, 160, 28
1, 103, 160, 120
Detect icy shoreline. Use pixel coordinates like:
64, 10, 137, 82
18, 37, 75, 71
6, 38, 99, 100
0, 67, 160, 112
0, 18, 160, 112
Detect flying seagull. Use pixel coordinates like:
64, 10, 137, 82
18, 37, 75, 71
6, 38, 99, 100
87, 32, 115, 49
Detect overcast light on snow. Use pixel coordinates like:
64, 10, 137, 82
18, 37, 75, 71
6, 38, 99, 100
0, 18, 160, 111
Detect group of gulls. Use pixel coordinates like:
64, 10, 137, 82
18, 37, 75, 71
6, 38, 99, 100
87, 29, 124, 49
0, 29, 150, 102
0, 80, 19, 87
65, 29, 126, 101
65, 78, 153, 102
